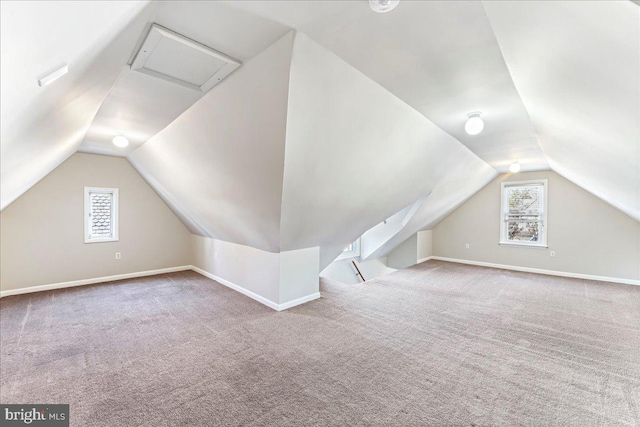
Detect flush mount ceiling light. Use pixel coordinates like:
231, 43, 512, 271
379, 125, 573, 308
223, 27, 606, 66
509, 162, 522, 173
369, 0, 399, 13
38, 64, 68, 87
464, 112, 484, 135
112, 135, 129, 148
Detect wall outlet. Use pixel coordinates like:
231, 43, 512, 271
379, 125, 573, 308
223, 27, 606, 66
115, 252, 121, 260
465, 243, 470, 249
550, 251, 556, 258
215, 252, 218, 260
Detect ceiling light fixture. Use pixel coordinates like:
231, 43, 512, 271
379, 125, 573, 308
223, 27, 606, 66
464, 112, 484, 135
369, 0, 399, 13
112, 135, 129, 148
509, 162, 522, 173
38, 64, 68, 87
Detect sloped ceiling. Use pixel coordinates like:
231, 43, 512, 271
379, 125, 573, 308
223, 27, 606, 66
1, 1, 638, 264
483, 1, 640, 221
129, 31, 496, 260
0, 1, 152, 210
128, 32, 295, 252
80, 1, 290, 156
224, 0, 639, 222
281, 33, 496, 268
304, 0, 549, 173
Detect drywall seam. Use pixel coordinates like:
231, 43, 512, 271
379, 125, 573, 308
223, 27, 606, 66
431, 257, 640, 286
0, 266, 192, 298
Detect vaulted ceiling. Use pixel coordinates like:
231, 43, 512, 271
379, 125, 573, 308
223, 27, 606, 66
1, 1, 638, 261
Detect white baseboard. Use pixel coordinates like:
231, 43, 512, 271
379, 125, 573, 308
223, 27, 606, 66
189, 266, 320, 311
1, 265, 322, 311
190, 266, 280, 310
430, 256, 640, 286
417, 256, 433, 264
0, 266, 192, 298
278, 292, 321, 311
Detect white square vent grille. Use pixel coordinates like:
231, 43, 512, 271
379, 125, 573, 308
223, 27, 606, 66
130, 23, 241, 92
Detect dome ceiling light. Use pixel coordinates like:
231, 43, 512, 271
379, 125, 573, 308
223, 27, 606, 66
509, 163, 522, 173
112, 135, 129, 148
369, 0, 399, 13
464, 112, 484, 135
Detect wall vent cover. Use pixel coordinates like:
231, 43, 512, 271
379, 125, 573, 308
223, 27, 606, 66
130, 23, 241, 92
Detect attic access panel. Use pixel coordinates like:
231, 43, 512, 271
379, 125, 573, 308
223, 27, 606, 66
130, 23, 241, 93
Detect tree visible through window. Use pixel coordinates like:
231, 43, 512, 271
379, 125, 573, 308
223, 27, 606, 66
500, 180, 547, 247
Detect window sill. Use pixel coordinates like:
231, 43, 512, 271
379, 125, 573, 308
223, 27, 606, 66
85, 238, 119, 244
499, 242, 548, 249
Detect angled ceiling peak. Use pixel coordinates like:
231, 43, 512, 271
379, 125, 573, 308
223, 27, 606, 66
483, 0, 640, 221
129, 31, 497, 265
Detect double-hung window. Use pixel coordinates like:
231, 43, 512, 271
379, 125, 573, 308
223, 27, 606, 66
84, 187, 119, 243
499, 180, 548, 247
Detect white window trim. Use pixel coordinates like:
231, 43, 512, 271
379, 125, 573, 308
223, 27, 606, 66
84, 187, 119, 244
499, 179, 548, 248
336, 238, 361, 261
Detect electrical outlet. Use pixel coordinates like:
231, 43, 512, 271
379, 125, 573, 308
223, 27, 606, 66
465, 243, 470, 249
215, 252, 218, 260
115, 252, 121, 260
550, 251, 556, 258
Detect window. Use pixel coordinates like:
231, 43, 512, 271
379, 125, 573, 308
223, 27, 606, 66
84, 187, 119, 243
336, 239, 361, 261
500, 180, 547, 247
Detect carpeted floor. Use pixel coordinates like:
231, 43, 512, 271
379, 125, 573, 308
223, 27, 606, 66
1, 260, 639, 426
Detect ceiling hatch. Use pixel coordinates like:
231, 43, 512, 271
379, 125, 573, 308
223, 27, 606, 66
130, 23, 241, 92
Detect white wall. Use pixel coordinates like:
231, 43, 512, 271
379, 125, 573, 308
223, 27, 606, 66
433, 171, 640, 281
417, 230, 433, 261
387, 234, 418, 270
0, 153, 192, 291
375, 230, 432, 270
191, 235, 319, 308
279, 247, 320, 304
191, 235, 281, 303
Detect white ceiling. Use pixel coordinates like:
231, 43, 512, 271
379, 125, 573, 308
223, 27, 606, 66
223, 0, 639, 221
1, 0, 638, 258
79, 1, 290, 157
225, 0, 548, 173
0, 1, 152, 210
483, 0, 639, 221
309, 0, 548, 173
129, 32, 295, 252
129, 32, 497, 267
281, 33, 496, 268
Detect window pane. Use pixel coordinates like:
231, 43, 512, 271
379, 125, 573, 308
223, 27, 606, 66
90, 192, 112, 238
506, 185, 542, 215
506, 220, 541, 242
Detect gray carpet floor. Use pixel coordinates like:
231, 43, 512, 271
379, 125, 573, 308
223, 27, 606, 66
1, 260, 639, 426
